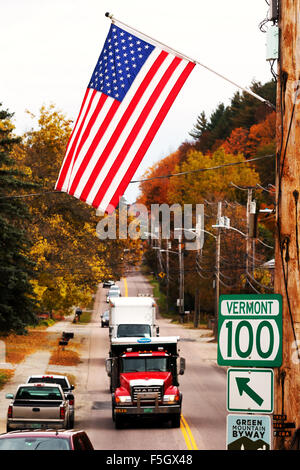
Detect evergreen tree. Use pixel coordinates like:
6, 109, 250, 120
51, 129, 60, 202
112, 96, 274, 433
189, 111, 208, 139
190, 79, 276, 152
0, 104, 36, 332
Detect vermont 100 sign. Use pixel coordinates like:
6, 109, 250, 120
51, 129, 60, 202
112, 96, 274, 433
217, 294, 282, 367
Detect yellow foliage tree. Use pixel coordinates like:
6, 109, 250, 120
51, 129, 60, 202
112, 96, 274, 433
15, 105, 142, 316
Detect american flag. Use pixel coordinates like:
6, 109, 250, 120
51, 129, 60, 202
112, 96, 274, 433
55, 23, 195, 213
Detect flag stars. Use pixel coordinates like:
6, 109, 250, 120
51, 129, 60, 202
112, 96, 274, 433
88, 24, 154, 101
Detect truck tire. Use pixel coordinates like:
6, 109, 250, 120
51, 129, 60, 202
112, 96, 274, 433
171, 414, 181, 428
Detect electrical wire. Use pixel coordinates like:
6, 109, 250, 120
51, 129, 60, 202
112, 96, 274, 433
132, 154, 275, 184
0, 155, 275, 200
246, 278, 262, 294
246, 270, 274, 291
257, 238, 274, 249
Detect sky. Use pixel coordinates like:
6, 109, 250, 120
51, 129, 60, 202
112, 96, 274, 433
1, 0, 273, 204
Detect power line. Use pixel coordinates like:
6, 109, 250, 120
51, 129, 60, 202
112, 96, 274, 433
131, 154, 275, 184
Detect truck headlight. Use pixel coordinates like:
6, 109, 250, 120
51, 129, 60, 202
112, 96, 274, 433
163, 395, 179, 403
116, 395, 131, 403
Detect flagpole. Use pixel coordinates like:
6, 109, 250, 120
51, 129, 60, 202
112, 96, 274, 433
105, 12, 275, 110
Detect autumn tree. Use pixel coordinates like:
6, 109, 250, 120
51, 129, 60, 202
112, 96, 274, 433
17, 105, 142, 316
137, 151, 180, 207
190, 80, 276, 155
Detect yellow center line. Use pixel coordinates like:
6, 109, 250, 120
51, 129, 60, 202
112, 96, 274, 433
123, 277, 128, 297
180, 414, 198, 450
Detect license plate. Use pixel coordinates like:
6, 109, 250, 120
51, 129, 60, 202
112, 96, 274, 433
30, 423, 41, 428
144, 408, 153, 413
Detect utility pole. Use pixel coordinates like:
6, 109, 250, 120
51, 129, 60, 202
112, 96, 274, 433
178, 234, 184, 323
214, 201, 222, 339
246, 189, 253, 278
275, 0, 300, 450
166, 239, 170, 314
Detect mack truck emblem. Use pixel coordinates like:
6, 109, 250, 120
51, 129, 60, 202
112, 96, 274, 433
137, 338, 151, 343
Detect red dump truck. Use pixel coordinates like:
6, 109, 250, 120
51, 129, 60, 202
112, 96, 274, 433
105, 336, 185, 429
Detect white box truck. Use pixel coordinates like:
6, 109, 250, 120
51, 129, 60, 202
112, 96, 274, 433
109, 297, 159, 341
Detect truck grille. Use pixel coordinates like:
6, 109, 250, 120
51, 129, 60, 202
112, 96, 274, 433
131, 385, 163, 403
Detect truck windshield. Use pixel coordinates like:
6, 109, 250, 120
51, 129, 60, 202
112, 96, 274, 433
16, 386, 63, 400
122, 357, 168, 372
28, 377, 69, 390
117, 324, 151, 338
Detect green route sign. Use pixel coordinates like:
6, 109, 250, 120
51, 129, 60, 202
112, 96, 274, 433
217, 294, 282, 367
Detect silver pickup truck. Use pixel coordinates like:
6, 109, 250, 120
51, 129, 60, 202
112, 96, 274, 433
26, 375, 75, 428
6, 383, 72, 432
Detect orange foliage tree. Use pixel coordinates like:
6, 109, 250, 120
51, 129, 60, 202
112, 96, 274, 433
137, 151, 179, 207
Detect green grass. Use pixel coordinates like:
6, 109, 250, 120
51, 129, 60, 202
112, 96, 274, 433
148, 276, 176, 320
0, 370, 14, 390
77, 310, 92, 324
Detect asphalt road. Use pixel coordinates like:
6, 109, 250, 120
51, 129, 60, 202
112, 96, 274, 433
0, 268, 227, 450
78, 269, 227, 451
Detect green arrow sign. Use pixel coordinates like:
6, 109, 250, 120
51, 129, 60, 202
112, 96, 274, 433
236, 377, 264, 406
227, 368, 274, 413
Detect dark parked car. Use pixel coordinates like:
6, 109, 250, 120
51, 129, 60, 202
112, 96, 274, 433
103, 280, 115, 288
0, 429, 94, 450
101, 310, 109, 328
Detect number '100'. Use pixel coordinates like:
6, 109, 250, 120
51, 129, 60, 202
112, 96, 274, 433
224, 320, 276, 360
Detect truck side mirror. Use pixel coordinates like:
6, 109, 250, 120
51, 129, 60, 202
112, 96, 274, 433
5, 393, 14, 399
179, 357, 186, 375
105, 358, 112, 377
156, 326, 160, 336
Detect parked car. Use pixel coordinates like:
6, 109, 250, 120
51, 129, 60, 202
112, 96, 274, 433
0, 429, 94, 450
106, 286, 121, 303
103, 280, 115, 288
6, 383, 72, 432
101, 310, 109, 328
26, 375, 75, 428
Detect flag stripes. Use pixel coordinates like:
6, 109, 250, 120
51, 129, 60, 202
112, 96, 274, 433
106, 60, 196, 212
92, 57, 189, 211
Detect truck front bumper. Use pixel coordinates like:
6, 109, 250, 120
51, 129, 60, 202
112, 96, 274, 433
114, 404, 181, 417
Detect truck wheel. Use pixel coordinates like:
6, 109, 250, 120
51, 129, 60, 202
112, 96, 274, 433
69, 416, 74, 428
171, 415, 181, 428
